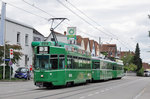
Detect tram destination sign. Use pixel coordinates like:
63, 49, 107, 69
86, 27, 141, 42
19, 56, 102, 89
37, 46, 49, 54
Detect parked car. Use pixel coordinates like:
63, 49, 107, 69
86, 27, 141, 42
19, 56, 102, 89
144, 71, 150, 77
14, 67, 31, 80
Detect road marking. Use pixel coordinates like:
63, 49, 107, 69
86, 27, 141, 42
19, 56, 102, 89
7, 90, 14, 93
88, 94, 93, 96
95, 92, 99, 94
101, 90, 105, 92
79, 96, 85, 99
105, 88, 109, 91
133, 86, 147, 99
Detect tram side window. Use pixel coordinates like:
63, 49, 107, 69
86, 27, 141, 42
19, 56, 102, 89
87, 59, 91, 69
92, 62, 95, 69
72, 57, 76, 69
107, 63, 109, 69
93, 62, 100, 69
112, 64, 115, 70
79, 57, 82, 69
101, 61, 106, 69
118, 65, 122, 70
108, 63, 112, 69
73, 57, 78, 69
67, 56, 72, 69
35, 56, 40, 69
59, 55, 65, 69
113, 64, 117, 70
84, 59, 88, 69
50, 55, 58, 69
82, 58, 86, 69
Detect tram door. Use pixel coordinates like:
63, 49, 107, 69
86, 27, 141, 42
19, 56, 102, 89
94, 62, 100, 79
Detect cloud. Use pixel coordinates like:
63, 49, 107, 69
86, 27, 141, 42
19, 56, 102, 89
1, 0, 150, 63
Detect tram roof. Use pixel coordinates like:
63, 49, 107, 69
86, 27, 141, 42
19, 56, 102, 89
91, 57, 117, 63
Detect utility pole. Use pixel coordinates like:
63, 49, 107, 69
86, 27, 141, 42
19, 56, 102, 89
148, 15, 150, 37
99, 37, 101, 57
49, 18, 68, 46
0, 2, 6, 79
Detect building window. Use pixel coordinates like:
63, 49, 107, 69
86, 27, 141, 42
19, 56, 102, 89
25, 55, 28, 67
33, 37, 41, 41
17, 32, 20, 44
25, 34, 28, 46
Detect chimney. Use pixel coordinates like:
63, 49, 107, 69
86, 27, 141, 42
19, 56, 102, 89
64, 31, 66, 36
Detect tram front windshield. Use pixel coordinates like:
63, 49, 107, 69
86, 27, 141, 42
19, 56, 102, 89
35, 55, 49, 70
35, 55, 60, 70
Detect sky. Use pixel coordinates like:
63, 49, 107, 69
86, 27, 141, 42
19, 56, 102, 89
1, 0, 150, 63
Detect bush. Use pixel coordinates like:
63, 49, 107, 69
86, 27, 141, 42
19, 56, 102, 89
0, 66, 13, 80
136, 68, 144, 76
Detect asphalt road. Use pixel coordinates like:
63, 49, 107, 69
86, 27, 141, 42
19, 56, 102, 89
0, 76, 150, 99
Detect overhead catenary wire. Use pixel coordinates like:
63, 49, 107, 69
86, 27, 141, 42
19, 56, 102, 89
57, 0, 114, 38
3, 1, 49, 21
22, 0, 55, 18
21, 0, 100, 39
22, 0, 131, 50
3, 0, 132, 51
57, 0, 132, 50
65, 0, 117, 38
65, 0, 134, 49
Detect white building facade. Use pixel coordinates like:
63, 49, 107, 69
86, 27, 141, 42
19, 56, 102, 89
4, 18, 44, 74
46, 31, 68, 43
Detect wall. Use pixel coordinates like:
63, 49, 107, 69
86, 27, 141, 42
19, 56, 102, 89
5, 20, 33, 74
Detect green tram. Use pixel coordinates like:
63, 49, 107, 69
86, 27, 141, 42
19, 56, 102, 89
92, 57, 124, 81
32, 41, 124, 88
32, 41, 92, 88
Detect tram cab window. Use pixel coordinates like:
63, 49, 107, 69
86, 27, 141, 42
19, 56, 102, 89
36, 55, 49, 70
50, 55, 58, 69
59, 55, 65, 69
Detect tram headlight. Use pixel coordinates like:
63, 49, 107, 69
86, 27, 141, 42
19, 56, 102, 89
41, 75, 44, 77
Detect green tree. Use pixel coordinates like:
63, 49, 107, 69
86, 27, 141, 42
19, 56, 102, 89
124, 63, 137, 72
0, 43, 23, 79
122, 54, 134, 66
136, 67, 144, 76
121, 54, 137, 72
133, 43, 142, 72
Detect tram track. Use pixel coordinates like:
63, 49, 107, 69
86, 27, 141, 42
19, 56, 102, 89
0, 78, 125, 98
0, 77, 144, 99
34, 77, 144, 99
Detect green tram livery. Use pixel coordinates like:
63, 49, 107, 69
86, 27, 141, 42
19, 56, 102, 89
32, 41, 124, 88
92, 57, 124, 81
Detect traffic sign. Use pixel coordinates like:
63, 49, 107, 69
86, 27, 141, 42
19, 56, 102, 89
3, 59, 10, 61
9, 60, 12, 66
67, 27, 76, 40
67, 27, 76, 35
10, 48, 13, 59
